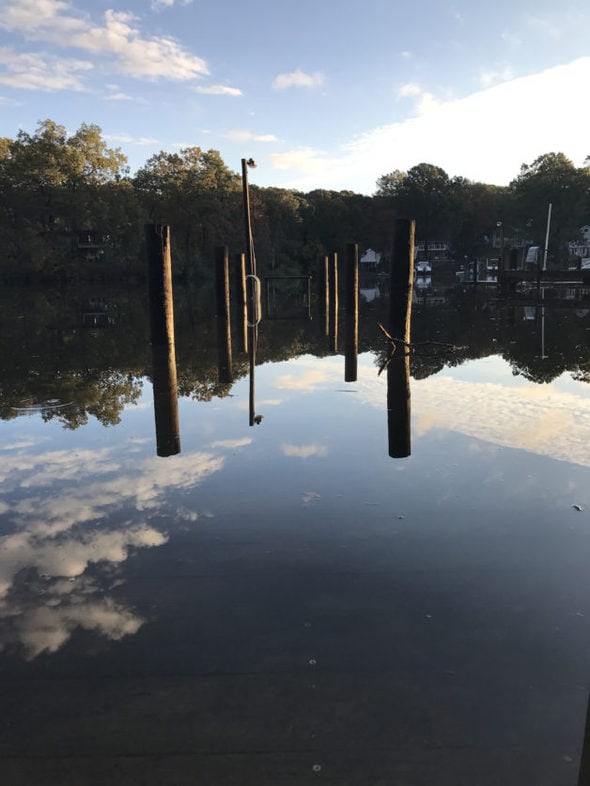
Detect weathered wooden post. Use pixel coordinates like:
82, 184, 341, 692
320, 255, 330, 336
215, 246, 233, 384
344, 242, 359, 382
146, 224, 180, 457
387, 219, 414, 459
389, 219, 414, 341
235, 252, 248, 354
329, 251, 339, 352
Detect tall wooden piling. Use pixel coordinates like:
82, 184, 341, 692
387, 218, 414, 459
320, 255, 330, 336
146, 224, 180, 457
329, 251, 339, 352
344, 242, 359, 382
215, 246, 233, 384
389, 219, 415, 341
146, 224, 175, 348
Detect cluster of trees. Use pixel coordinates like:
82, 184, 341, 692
0, 119, 588, 281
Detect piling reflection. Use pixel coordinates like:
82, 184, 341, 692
215, 246, 233, 385
387, 354, 411, 458
329, 250, 339, 352
344, 243, 359, 383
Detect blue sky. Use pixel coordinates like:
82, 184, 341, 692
0, 0, 589, 193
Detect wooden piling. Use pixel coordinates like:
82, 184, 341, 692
388, 219, 415, 342
215, 246, 233, 383
344, 242, 359, 382
145, 224, 180, 457
387, 218, 414, 459
146, 224, 175, 348
320, 255, 330, 336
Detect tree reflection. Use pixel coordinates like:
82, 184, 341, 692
0, 281, 588, 429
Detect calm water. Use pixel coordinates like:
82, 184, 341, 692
1, 278, 590, 785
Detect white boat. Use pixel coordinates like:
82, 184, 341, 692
415, 260, 432, 275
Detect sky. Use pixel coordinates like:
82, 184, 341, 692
0, 0, 589, 194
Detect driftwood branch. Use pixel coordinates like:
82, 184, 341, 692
377, 322, 468, 375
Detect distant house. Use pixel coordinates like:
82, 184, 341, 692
76, 230, 108, 261
359, 249, 381, 270
414, 240, 451, 262
568, 225, 590, 261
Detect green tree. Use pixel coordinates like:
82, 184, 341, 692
134, 147, 242, 276
0, 120, 131, 277
508, 153, 590, 263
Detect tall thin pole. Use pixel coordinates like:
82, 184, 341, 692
542, 202, 552, 272
241, 158, 256, 278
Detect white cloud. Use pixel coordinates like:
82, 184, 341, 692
105, 132, 160, 145
527, 13, 562, 39
0, 48, 91, 91
281, 443, 328, 458
397, 82, 422, 99
268, 147, 330, 174
104, 91, 133, 101
151, 0, 194, 8
272, 69, 325, 90
273, 368, 329, 390
0, 0, 209, 82
225, 130, 278, 143
195, 84, 242, 96
209, 438, 253, 449
269, 57, 590, 193
397, 84, 440, 115
478, 65, 514, 87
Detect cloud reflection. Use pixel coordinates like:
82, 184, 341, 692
0, 444, 227, 658
355, 365, 590, 468
281, 443, 328, 458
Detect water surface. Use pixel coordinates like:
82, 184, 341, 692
1, 280, 590, 784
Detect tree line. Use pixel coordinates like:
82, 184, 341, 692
1, 119, 588, 281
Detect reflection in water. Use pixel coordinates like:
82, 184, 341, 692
387, 354, 411, 458
344, 243, 359, 383
0, 439, 230, 659
1, 269, 590, 783
215, 246, 234, 385
151, 345, 181, 457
